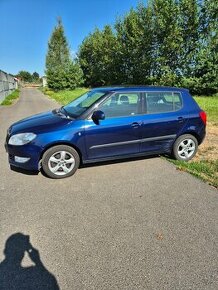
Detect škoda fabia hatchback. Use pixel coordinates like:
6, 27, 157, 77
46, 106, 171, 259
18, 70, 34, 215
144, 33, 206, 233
5, 87, 206, 179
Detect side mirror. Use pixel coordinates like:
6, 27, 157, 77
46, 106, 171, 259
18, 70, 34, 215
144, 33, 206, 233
92, 110, 105, 124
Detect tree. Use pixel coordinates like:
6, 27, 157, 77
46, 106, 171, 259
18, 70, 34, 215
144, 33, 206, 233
45, 18, 83, 90
115, 8, 145, 84
65, 61, 84, 89
32, 72, 40, 83
79, 26, 117, 86
32, 72, 40, 80
77, 0, 218, 94
17, 71, 33, 82
115, 3, 153, 84
178, 0, 199, 76
194, 0, 218, 94
150, 0, 183, 85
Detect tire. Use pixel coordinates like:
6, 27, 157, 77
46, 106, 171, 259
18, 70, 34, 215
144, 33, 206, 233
172, 134, 198, 161
41, 145, 80, 179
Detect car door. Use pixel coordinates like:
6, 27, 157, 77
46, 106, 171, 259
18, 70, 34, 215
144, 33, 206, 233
140, 91, 187, 153
84, 92, 143, 160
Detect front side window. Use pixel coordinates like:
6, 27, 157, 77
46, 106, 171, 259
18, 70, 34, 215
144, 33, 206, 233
145, 92, 182, 114
98, 93, 141, 118
63, 90, 107, 117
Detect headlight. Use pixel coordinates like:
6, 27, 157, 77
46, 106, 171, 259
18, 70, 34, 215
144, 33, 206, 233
8, 133, 36, 145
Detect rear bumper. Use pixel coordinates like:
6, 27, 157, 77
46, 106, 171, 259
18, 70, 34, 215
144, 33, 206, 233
197, 125, 206, 145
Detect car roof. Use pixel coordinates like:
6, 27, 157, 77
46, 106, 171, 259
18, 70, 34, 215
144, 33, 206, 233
92, 86, 189, 93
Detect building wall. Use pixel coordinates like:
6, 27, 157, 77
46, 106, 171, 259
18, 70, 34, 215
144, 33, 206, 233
0, 70, 18, 103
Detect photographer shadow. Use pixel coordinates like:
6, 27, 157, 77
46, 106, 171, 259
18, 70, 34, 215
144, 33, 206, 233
0, 233, 59, 290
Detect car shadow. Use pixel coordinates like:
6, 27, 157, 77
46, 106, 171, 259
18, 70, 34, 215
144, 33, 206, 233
39, 154, 162, 178
80, 153, 161, 169
0, 233, 60, 290
10, 154, 167, 178
10, 165, 39, 176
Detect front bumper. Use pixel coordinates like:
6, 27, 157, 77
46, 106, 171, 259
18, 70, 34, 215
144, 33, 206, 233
5, 142, 42, 171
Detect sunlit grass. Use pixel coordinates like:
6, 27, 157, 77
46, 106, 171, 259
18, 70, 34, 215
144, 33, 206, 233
1, 89, 20, 105
194, 96, 218, 124
171, 95, 218, 188
41, 87, 89, 105
169, 159, 218, 188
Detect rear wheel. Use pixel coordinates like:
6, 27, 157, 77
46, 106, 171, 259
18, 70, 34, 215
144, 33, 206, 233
173, 134, 198, 161
41, 145, 80, 179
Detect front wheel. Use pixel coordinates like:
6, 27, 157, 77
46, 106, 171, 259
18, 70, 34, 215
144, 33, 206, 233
172, 134, 198, 161
41, 145, 80, 179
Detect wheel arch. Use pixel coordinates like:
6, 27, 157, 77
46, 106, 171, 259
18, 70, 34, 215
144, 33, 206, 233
39, 141, 83, 167
178, 131, 201, 145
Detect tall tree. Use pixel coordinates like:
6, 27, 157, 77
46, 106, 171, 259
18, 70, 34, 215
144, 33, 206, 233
178, 0, 199, 76
46, 18, 83, 90
115, 7, 152, 84
151, 0, 182, 85
194, 0, 218, 94
79, 26, 117, 86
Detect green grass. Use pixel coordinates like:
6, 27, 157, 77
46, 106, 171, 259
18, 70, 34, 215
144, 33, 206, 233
172, 95, 218, 188
169, 159, 218, 188
194, 95, 218, 123
41, 87, 89, 105
1, 89, 20, 105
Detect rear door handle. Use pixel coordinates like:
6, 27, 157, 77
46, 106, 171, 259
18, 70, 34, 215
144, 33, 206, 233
178, 117, 184, 123
131, 122, 141, 128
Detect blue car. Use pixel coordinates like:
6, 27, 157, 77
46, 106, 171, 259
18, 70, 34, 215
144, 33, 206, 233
5, 86, 206, 179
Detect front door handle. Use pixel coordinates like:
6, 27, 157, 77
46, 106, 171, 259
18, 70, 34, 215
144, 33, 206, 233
131, 122, 141, 128
178, 117, 184, 123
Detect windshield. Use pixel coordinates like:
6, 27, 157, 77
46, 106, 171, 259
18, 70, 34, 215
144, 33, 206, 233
62, 90, 107, 118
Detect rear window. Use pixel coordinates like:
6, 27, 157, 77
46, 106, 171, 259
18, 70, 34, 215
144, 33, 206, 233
145, 92, 182, 114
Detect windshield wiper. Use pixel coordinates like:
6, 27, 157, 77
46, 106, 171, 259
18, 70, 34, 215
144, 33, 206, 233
60, 106, 76, 119
60, 106, 68, 116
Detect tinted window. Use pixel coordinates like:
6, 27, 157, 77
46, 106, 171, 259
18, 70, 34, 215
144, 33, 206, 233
174, 93, 182, 110
145, 92, 182, 114
99, 93, 141, 118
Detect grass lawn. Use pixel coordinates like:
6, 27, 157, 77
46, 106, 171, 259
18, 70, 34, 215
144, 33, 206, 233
171, 95, 218, 188
194, 96, 218, 124
1, 89, 20, 105
40, 87, 89, 105
42, 88, 218, 188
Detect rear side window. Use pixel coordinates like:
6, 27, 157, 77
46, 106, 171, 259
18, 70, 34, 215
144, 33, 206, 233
145, 92, 182, 114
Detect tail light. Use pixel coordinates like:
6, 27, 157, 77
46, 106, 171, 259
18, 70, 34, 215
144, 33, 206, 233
199, 111, 207, 125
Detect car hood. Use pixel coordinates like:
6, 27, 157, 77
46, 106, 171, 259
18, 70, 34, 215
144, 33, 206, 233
10, 110, 73, 134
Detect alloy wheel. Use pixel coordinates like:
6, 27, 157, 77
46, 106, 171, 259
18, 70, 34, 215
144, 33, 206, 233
48, 150, 75, 176
177, 139, 196, 160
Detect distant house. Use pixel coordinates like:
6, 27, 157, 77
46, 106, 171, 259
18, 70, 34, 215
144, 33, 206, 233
14, 77, 19, 89
42, 76, 47, 87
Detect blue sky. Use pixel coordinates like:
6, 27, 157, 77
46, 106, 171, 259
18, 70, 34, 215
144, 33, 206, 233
0, 0, 140, 76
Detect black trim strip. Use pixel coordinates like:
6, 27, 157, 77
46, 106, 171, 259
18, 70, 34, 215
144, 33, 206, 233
90, 139, 140, 149
141, 134, 176, 143
90, 134, 176, 149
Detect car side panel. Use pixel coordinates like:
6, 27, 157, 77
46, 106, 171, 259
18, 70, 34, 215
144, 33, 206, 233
84, 115, 143, 159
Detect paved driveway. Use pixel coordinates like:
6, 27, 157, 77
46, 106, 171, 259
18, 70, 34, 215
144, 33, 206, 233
0, 88, 217, 289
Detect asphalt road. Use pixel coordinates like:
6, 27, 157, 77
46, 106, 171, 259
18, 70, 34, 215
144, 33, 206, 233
0, 88, 217, 290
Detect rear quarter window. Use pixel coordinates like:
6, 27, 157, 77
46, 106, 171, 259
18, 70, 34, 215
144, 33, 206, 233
145, 92, 182, 114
